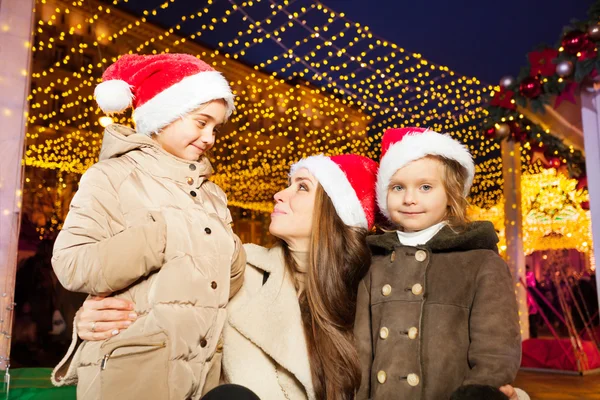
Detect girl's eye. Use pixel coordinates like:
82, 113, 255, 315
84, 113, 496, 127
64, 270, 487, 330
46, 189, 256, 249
391, 185, 403, 192
421, 184, 432, 191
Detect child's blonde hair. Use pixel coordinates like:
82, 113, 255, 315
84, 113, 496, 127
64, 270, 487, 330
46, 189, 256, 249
433, 155, 470, 230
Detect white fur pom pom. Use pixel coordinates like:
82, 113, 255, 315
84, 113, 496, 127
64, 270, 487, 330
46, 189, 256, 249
94, 79, 134, 114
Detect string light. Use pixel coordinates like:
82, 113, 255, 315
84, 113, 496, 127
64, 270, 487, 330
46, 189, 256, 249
26, 0, 498, 231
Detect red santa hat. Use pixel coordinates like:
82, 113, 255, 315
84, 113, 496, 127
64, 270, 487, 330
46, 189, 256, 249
376, 127, 475, 220
290, 154, 378, 230
94, 53, 235, 136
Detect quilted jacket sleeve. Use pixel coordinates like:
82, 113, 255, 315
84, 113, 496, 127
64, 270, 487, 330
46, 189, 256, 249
52, 165, 167, 295
229, 233, 246, 299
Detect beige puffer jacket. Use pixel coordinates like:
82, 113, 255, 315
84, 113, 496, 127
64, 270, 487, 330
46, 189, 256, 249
50, 124, 245, 400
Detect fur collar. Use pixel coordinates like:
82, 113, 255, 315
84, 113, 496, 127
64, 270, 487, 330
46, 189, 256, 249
228, 244, 315, 399
368, 221, 499, 254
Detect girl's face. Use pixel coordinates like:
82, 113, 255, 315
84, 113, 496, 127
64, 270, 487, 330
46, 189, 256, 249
269, 168, 318, 251
155, 100, 226, 161
386, 156, 448, 232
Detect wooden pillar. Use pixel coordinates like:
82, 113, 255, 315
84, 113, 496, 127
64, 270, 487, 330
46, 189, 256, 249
0, 0, 36, 370
501, 140, 529, 340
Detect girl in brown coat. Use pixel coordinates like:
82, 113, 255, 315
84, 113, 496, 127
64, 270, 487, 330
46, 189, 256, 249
355, 127, 524, 400
51, 54, 247, 399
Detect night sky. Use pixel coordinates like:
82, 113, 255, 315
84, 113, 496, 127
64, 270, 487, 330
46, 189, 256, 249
320, 0, 594, 83
117, 0, 595, 85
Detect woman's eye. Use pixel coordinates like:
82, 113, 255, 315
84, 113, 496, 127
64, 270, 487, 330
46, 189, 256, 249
298, 183, 308, 192
196, 120, 207, 128
421, 184, 432, 191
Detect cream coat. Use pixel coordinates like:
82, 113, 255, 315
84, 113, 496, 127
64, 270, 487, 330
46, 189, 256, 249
221, 244, 316, 400
50, 124, 245, 400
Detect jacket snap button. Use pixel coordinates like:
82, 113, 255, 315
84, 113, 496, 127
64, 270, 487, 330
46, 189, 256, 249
186, 177, 194, 185
377, 370, 387, 384
381, 284, 392, 296
200, 338, 207, 348
408, 327, 418, 340
379, 327, 389, 339
411, 283, 423, 296
189, 164, 196, 171
415, 250, 427, 262
211, 281, 218, 289
190, 191, 197, 197
390, 251, 395, 262
407, 373, 420, 387
205, 227, 212, 234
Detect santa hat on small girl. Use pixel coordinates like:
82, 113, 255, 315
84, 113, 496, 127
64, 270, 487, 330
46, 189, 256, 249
290, 154, 378, 230
376, 127, 475, 220
94, 53, 235, 136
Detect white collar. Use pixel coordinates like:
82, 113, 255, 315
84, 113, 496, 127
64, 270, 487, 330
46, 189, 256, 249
396, 221, 447, 246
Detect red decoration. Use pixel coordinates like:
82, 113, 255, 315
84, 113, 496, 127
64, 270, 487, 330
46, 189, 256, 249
520, 77, 542, 98
485, 127, 496, 138
529, 48, 559, 77
509, 122, 528, 143
581, 201, 590, 210
554, 82, 578, 108
548, 157, 562, 168
578, 39, 598, 60
562, 30, 589, 55
577, 176, 588, 191
490, 87, 516, 109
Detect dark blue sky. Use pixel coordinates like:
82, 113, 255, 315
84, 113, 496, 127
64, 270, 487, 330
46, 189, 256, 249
118, 0, 595, 84
321, 0, 594, 83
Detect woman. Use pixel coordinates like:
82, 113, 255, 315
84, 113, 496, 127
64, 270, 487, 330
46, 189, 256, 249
60, 154, 379, 399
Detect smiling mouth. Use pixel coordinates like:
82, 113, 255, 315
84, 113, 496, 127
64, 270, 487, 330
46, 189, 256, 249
271, 209, 287, 216
190, 143, 206, 152
400, 211, 424, 215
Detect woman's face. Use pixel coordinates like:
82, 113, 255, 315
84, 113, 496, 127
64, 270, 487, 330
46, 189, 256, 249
269, 168, 318, 250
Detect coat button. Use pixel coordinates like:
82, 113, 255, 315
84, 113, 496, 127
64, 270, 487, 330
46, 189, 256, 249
407, 373, 420, 387
381, 284, 392, 297
411, 283, 423, 295
211, 281, 218, 289
189, 164, 196, 171
377, 370, 387, 384
200, 338, 207, 348
390, 251, 396, 262
190, 191, 197, 197
408, 327, 418, 340
186, 176, 194, 185
205, 227, 212, 234
415, 250, 427, 262
379, 327, 389, 339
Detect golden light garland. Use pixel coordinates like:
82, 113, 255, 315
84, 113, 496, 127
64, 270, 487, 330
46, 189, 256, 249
24, 0, 502, 230
468, 169, 592, 256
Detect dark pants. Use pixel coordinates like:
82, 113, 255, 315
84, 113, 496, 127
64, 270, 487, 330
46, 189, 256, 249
202, 384, 260, 400
529, 313, 539, 338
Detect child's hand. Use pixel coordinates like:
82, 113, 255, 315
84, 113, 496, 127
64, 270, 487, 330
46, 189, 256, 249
499, 385, 518, 400
76, 296, 137, 340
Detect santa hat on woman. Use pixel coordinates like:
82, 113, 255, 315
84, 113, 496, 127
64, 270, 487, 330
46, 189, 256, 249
376, 127, 475, 220
290, 154, 379, 230
94, 53, 235, 136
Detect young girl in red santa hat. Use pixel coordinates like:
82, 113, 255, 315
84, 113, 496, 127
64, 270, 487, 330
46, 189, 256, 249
354, 127, 529, 400
50, 53, 252, 399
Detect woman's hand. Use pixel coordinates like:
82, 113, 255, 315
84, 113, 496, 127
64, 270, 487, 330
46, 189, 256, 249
500, 385, 518, 400
76, 296, 137, 341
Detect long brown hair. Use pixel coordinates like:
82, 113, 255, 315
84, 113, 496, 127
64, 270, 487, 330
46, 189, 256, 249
281, 184, 371, 399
